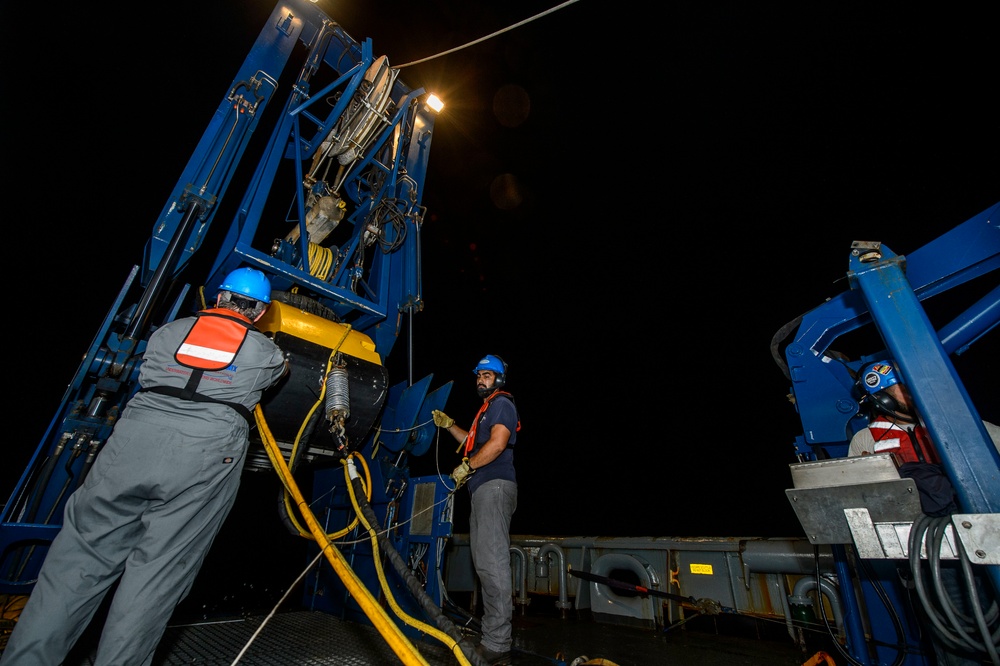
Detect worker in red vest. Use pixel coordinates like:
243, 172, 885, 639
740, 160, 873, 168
433, 354, 520, 666
848, 359, 1000, 665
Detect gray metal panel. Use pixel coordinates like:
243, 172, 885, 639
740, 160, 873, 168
845, 508, 958, 560
952, 513, 1000, 564
785, 478, 922, 544
788, 454, 900, 489
676, 550, 737, 607
410, 482, 435, 536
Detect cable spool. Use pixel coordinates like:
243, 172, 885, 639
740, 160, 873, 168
307, 243, 335, 280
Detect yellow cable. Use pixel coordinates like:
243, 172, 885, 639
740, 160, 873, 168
343, 456, 471, 666
307, 243, 333, 280
279, 326, 356, 538
255, 405, 430, 666
279, 396, 335, 538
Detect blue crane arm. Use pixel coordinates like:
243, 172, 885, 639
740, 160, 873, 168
780, 202, 1000, 457
846, 238, 1000, 514
779, 202, 1000, 655
0, 0, 444, 596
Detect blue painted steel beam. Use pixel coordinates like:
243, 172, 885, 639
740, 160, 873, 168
848, 237, 1000, 602
848, 243, 1000, 515
785, 202, 1000, 452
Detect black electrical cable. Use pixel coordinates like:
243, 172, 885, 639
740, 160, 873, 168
278, 406, 324, 536
813, 546, 867, 666
442, 592, 482, 634
23, 446, 63, 523
928, 517, 976, 650
909, 514, 1000, 665
950, 534, 1000, 666
817, 545, 910, 666
856, 557, 909, 666
348, 475, 488, 666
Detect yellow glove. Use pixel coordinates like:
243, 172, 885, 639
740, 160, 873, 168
450, 458, 474, 489
432, 409, 454, 428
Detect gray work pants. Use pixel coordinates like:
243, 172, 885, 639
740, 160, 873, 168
0, 414, 247, 666
469, 479, 517, 653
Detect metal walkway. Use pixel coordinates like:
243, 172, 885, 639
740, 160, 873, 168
59, 607, 826, 666
65, 610, 457, 666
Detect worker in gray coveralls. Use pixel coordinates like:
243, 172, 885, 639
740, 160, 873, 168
1, 267, 288, 666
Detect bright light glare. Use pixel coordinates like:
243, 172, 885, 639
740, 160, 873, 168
426, 94, 444, 113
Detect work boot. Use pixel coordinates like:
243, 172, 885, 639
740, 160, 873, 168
475, 643, 512, 665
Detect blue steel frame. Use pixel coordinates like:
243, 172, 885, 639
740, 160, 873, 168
782, 201, 1000, 665
0, 0, 454, 639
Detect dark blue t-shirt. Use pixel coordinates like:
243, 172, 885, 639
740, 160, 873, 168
466, 394, 518, 494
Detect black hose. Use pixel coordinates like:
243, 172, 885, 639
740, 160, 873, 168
910, 514, 1000, 664
348, 475, 488, 666
769, 314, 803, 381
23, 451, 61, 523
856, 557, 909, 666
278, 407, 324, 536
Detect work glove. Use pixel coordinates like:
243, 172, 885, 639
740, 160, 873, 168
450, 458, 474, 489
432, 409, 454, 428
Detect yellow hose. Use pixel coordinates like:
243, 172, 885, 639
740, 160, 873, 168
344, 456, 472, 665
280, 328, 361, 539
307, 243, 334, 280
255, 406, 431, 666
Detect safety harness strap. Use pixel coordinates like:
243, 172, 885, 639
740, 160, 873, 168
464, 390, 520, 455
140, 384, 254, 426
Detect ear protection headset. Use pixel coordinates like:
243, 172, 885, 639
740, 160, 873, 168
493, 355, 508, 388
867, 389, 901, 416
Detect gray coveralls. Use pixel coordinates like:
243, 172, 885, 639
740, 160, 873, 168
0, 311, 286, 666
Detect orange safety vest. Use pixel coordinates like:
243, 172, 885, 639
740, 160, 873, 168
464, 390, 520, 455
175, 308, 254, 370
867, 416, 940, 465
140, 308, 257, 424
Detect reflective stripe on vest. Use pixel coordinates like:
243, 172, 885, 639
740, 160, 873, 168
868, 417, 940, 464
139, 308, 258, 426
175, 309, 254, 370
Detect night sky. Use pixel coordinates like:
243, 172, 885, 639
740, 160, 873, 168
3, 0, 998, 545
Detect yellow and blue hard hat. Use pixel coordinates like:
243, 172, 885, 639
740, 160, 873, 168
860, 361, 899, 395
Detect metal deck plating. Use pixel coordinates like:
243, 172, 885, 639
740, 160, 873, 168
61, 607, 826, 666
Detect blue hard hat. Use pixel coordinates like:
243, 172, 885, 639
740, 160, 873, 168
473, 354, 507, 376
219, 267, 272, 303
860, 360, 899, 395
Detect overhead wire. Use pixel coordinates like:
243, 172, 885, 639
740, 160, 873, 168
394, 0, 581, 69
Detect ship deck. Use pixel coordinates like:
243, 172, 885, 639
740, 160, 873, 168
61, 604, 833, 666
